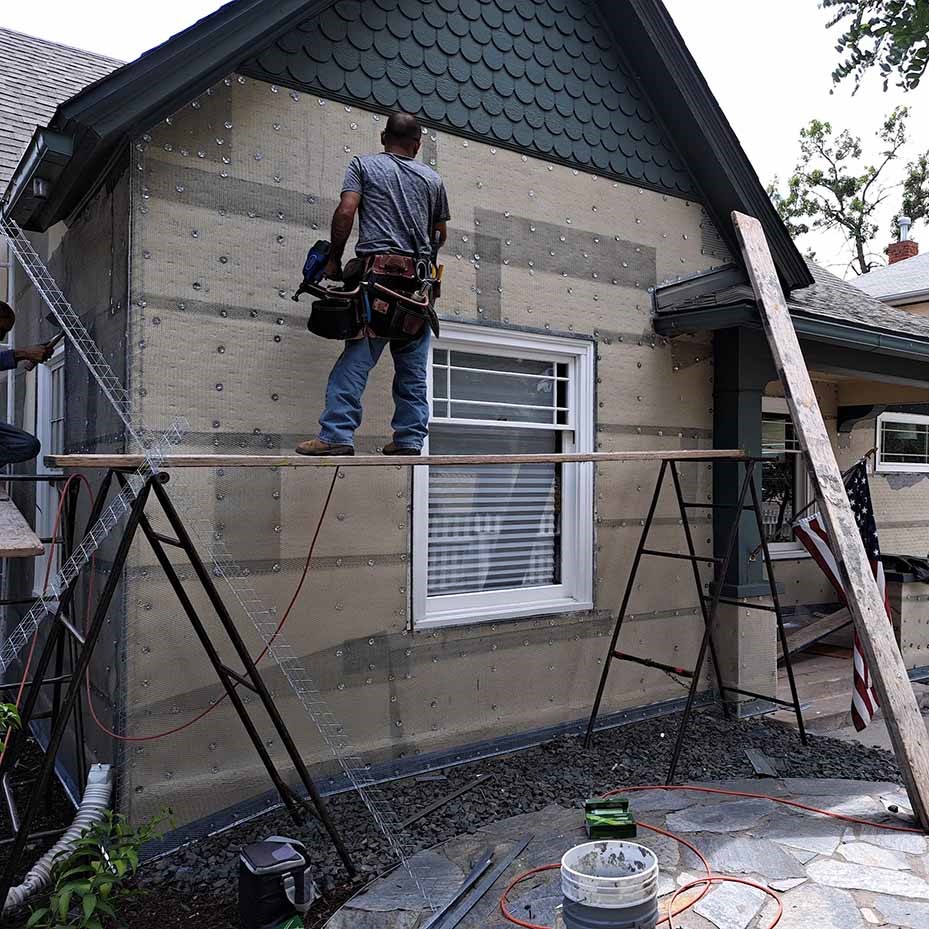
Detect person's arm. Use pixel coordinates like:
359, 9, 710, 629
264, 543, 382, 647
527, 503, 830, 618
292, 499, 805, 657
324, 191, 361, 279
432, 182, 450, 252
1, 345, 51, 369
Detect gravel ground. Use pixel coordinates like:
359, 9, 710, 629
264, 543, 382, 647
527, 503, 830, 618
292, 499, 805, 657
8, 708, 903, 928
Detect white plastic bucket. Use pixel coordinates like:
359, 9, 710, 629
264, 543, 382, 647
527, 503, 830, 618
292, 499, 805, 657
561, 841, 659, 929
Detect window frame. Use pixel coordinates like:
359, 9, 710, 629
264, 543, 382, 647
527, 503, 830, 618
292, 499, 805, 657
761, 398, 811, 561
875, 411, 929, 473
34, 344, 65, 593
412, 323, 594, 629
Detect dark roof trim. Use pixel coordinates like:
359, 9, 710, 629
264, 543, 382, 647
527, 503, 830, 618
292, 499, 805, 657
605, 0, 812, 292
654, 299, 929, 363
2, 0, 335, 228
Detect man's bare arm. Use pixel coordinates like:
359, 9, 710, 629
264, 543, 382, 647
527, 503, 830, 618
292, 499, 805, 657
325, 191, 362, 278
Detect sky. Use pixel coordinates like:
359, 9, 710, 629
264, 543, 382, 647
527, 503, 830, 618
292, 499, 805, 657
3, 0, 928, 277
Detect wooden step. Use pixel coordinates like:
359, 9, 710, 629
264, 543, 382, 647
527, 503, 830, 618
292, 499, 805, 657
0, 496, 43, 557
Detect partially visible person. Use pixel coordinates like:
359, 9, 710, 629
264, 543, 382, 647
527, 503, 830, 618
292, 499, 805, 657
0, 301, 54, 466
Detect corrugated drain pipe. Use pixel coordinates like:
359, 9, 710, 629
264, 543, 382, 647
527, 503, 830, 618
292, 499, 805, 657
3, 764, 113, 915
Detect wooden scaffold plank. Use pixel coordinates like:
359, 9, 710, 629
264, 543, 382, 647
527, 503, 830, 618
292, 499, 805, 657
733, 209, 929, 829
0, 495, 44, 558
46, 449, 748, 469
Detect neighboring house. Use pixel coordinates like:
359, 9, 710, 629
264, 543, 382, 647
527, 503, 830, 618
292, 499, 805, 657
5, 0, 929, 844
854, 220, 929, 316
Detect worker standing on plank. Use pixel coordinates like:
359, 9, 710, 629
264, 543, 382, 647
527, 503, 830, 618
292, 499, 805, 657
0, 301, 53, 467
296, 111, 449, 457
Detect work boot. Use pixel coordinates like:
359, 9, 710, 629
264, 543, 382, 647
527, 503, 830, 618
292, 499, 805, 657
295, 438, 354, 456
382, 442, 421, 456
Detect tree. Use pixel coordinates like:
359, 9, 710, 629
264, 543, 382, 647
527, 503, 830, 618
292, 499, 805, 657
897, 152, 929, 233
824, 0, 929, 91
769, 107, 910, 275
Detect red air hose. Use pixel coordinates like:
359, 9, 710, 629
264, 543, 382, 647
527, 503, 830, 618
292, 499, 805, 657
84, 467, 341, 742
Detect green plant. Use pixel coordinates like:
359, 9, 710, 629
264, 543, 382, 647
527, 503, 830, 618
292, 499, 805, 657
27, 810, 170, 929
0, 701, 21, 752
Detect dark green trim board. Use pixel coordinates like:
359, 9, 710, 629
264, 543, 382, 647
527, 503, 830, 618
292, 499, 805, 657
1, 0, 809, 295
712, 328, 771, 596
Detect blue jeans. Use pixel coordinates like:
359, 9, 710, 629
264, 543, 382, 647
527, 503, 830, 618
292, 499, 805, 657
318, 332, 431, 449
0, 422, 40, 467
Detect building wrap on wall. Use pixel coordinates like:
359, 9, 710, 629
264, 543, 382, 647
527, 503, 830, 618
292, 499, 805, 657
113, 73, 728, 832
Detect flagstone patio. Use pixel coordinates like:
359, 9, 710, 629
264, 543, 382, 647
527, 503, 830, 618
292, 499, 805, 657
326, 778, 928, 929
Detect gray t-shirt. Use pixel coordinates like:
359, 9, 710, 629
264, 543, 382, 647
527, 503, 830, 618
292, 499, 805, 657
342, 153, 450, 260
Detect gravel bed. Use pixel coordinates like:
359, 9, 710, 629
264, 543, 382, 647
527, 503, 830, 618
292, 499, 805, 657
142, 708, 900, 904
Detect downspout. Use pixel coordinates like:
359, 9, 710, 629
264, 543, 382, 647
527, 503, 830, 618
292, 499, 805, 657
3, 764, 113, 915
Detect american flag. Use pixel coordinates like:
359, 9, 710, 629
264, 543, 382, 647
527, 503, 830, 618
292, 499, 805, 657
793, 461, 888, 731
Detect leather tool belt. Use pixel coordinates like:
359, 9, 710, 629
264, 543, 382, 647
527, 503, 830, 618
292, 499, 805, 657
306, 252, 440, 342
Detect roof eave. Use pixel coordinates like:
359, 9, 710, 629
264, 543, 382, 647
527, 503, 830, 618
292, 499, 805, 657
6, 0, 338, 230
1, 128, 75, 229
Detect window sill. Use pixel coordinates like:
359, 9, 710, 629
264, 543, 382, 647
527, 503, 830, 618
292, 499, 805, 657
415, 596, 594, 630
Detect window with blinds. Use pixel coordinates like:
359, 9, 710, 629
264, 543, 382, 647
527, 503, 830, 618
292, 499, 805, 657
413, 328, 594, 627
877, 412, 929, 472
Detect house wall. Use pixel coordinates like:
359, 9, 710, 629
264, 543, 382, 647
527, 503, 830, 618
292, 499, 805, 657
892, 299, 929, 316
123, 75, 728, 828
838, 380, 929, 558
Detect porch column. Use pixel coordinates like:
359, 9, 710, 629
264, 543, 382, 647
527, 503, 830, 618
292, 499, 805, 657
712, 327, 778, 707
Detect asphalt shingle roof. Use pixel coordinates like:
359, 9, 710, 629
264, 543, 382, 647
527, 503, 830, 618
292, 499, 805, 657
850, 251, 929, 301
0, 27, 121, 193
790, 262, 929, 340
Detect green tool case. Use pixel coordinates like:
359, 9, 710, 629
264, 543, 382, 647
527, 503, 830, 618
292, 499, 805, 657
584, 797, 637, 839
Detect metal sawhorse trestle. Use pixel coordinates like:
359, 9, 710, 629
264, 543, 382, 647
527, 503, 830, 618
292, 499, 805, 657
0, 468, 355, 920
583, 456, 807, 783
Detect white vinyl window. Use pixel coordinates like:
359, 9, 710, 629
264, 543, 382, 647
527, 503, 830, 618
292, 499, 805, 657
876, 412, 929, 472
412, 323, 594, 628
761, 399, 812, 560
34, 345, 65, 591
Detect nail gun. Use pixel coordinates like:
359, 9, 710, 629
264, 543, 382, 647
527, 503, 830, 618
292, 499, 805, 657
291, 239, 331, 301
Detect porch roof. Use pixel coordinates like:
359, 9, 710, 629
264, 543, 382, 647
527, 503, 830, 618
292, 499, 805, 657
654, 261, 929, 386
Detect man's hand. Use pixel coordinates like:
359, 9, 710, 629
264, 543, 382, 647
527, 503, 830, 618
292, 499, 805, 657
323, 257, 343, 281
14, 345, 53, 366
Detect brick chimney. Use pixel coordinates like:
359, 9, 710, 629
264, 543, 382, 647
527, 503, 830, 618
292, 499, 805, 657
888, 216, 919, 264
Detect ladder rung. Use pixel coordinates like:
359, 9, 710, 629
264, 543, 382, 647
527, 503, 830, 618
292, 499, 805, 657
220, 665, 258, 692
703, 595, 777, 613
682, 502, 754, 511
720, 685, 798, 709
612, 651, 694, 678
641, 549, 720, 564
151, 532, 183, 548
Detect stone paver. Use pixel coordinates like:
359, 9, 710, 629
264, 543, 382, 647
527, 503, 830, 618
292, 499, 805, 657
837, 841, 910, 870
871, 893, 929, 929
667, 798, 772, 833
693, 882, 766, 929
807, 859, 929, 898
328, 778, 929, 929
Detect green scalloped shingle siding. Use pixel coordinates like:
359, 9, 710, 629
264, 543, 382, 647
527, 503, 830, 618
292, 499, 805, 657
243, 0, 694, 195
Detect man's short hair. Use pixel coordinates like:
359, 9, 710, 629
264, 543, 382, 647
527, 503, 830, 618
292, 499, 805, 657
0, 301, 14, 328
384, 112, 422, 144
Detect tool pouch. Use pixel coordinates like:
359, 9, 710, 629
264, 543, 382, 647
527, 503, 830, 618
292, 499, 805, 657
366, 254, 431, 342
307, 297, 361, 340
